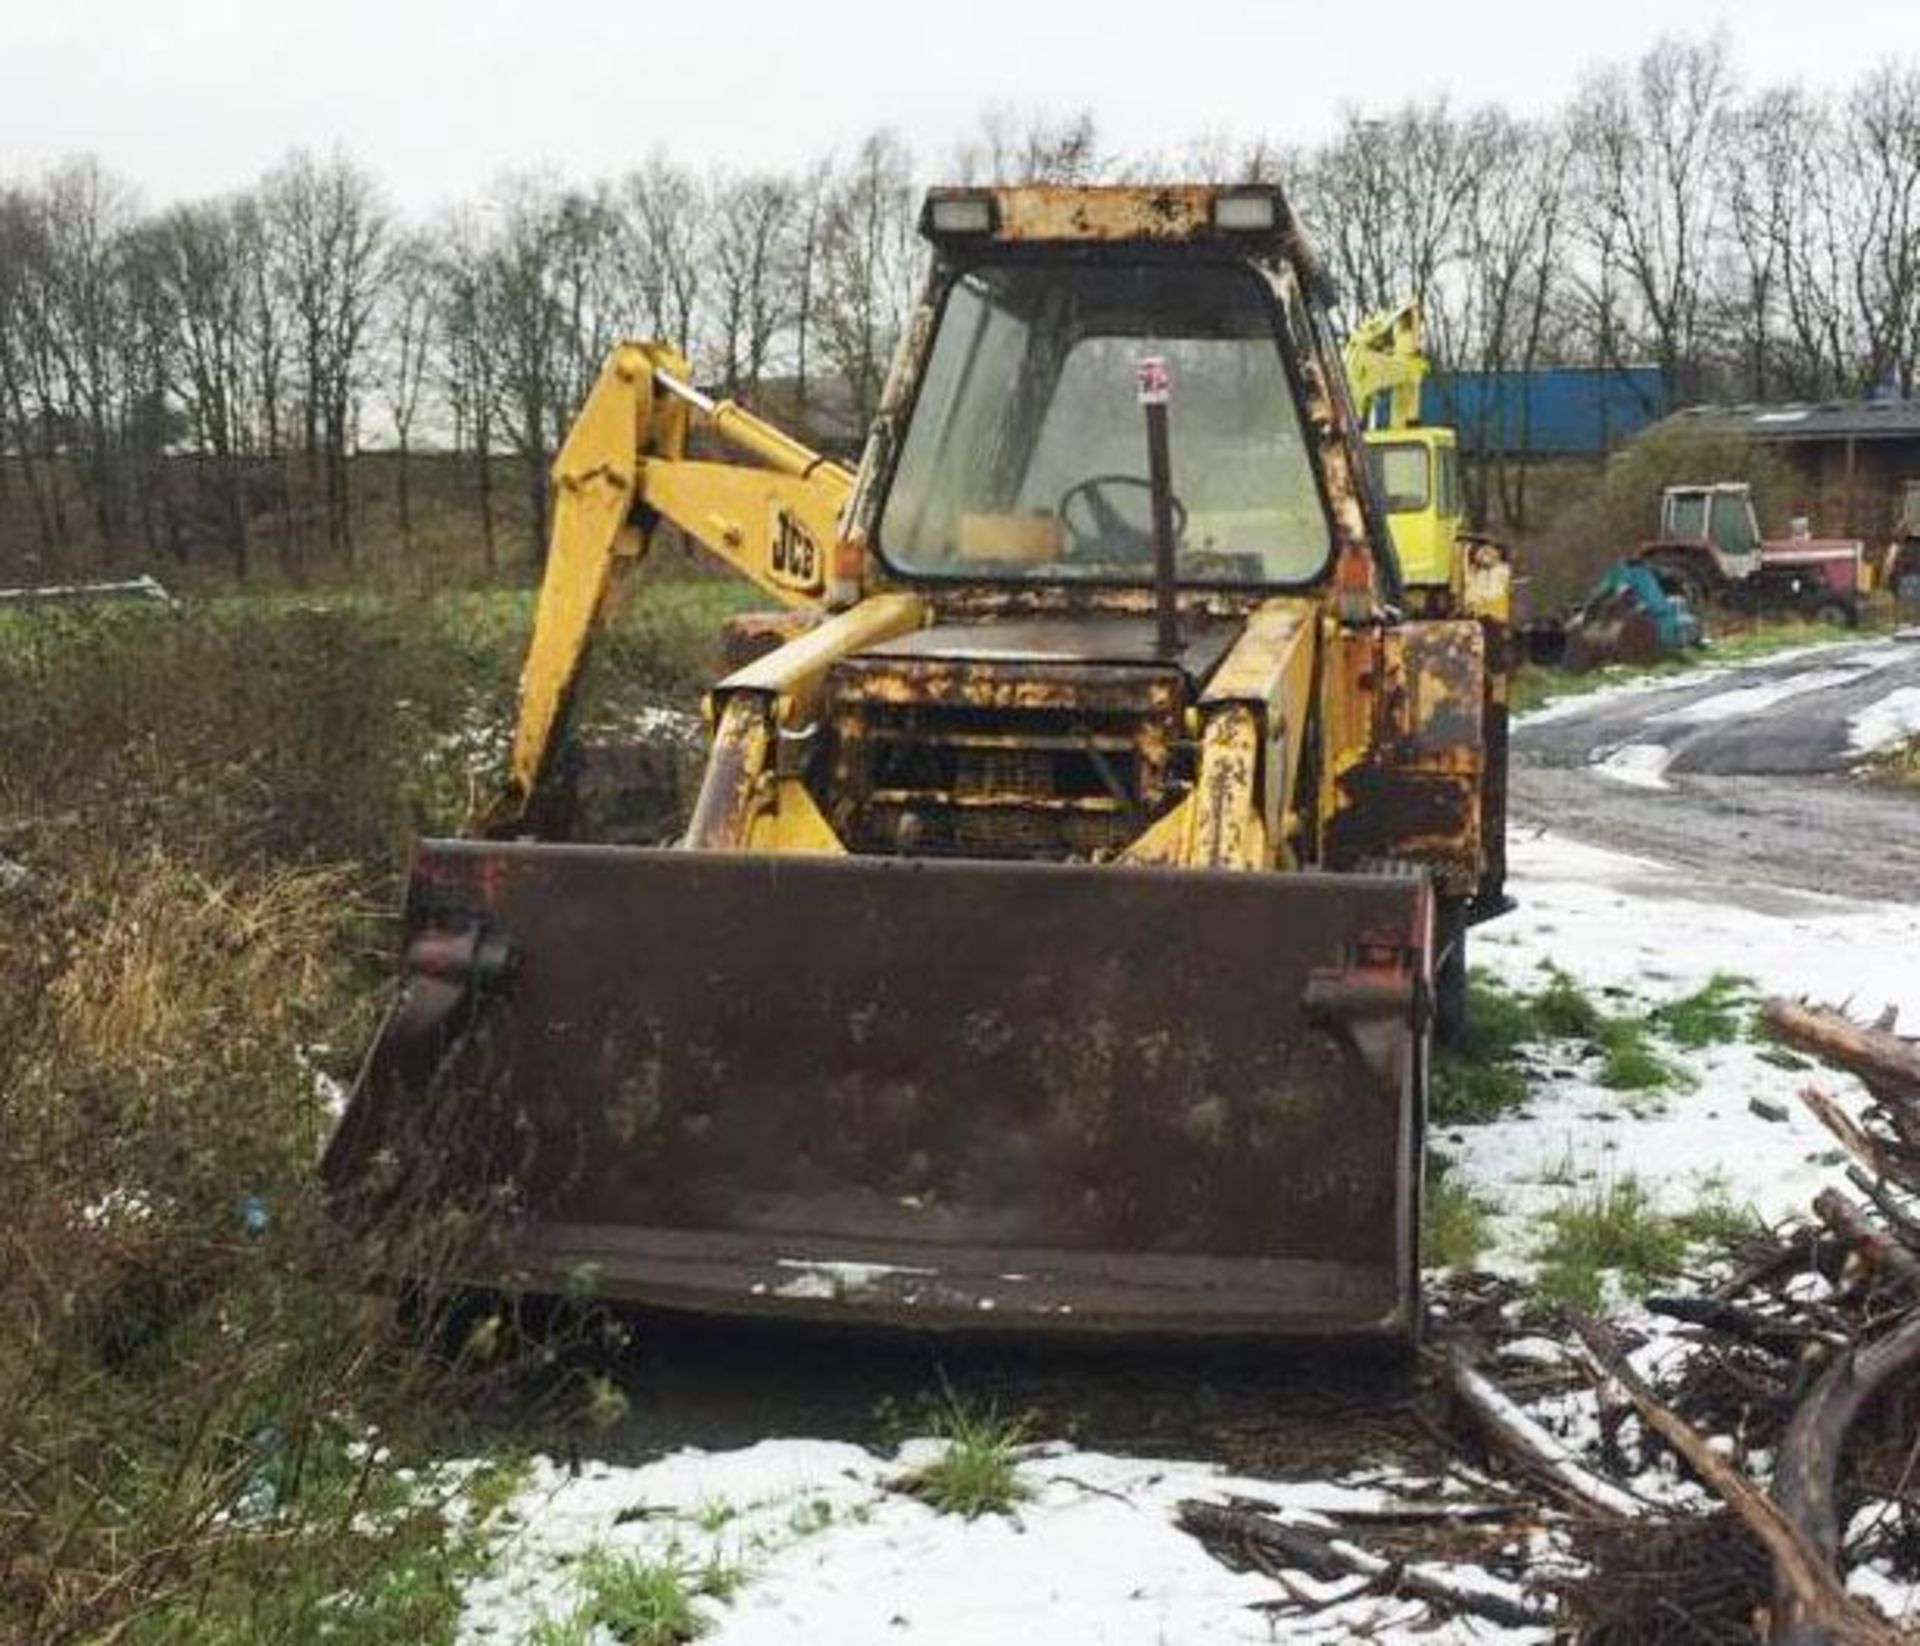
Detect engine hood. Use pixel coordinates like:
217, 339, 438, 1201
853, 615, 1243, 689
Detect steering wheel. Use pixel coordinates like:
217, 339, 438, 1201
1057, 474, 1188, 560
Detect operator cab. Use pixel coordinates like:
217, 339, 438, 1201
870, 190, 1352, 598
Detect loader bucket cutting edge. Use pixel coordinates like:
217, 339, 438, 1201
325, 844, 1432, 1342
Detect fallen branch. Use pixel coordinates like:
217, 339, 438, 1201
1800, 1087, 1908, 1188
1175, 1499, 1551, 1631
1813, 1190, 1920, 1300
1446, 1355, 1647, 1520
1646, 1293, 1845, 1355
1775, 1309, 1920, 1573
1712, 1226, 1830, 1302
1566, 1312, 1895, 1646
1844, 1167, 1920, 1253
1765, 1001, 1920, 1113
1328, 1500, 1521, 1527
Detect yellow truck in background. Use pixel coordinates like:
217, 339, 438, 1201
1342, 302, 1478, 615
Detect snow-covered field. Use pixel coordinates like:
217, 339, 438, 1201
451, 829, 1920, 1643
456, 1443, 1536, 1646
1457, 830, 1920, 1269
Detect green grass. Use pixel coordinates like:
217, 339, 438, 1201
1432, 975, 1539, 1122
694, 1498, 738, 1533
1531, 1173, 1761, 1310
1531, 968, 1681, 1093
118, 1444, 528, 1646
787, 1497, 835, 1537
534, 1543, 742, 1646
1670, 1174, 1763, 1247
1648, 973, 1757, 1049
1533, 1176, 1688, 1310
1423, 1155, 1495, 1271
897, 1399, 1033, 1519
1433, 967, 1688, 1124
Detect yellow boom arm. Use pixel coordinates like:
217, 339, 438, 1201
484, 342, 855, 831
1342, 301, 1428, 432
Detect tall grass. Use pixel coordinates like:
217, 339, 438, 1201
0, 584, 726, 1640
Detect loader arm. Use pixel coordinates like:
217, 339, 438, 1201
483, 342, 856, 832
1342, 301, 1429, 432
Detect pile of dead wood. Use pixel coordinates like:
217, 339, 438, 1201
1179, 999, 1920, 1643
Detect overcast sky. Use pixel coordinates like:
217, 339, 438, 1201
3, 0, 1916, 212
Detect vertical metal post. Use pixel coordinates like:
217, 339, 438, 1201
1137, 356, 1180, 657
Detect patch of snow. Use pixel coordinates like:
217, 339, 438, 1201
1515, 637, 1884, 728
1847, 1561, 1918, 1626
766, 1259, 940, 1301
1646, 661, 1893, 727
454, 1441, 1547, 1646
79, 1187, 154, 1229
1848, 685, 1920, 755
1517, 665, 1739, 728
1588, 742, 1674, 790
1845, 1500, 1919, 1624
296, 1043, 349, 1125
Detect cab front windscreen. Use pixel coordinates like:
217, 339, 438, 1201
876, 261, 1331, 587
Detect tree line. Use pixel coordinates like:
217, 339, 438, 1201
2, 34, 1917, 578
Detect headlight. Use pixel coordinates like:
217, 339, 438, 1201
925, 195, 997, 235
1212, 192, 1279, 232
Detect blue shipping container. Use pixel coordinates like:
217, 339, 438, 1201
1422, 368, 1666, 457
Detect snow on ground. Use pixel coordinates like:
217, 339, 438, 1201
1644, 661, 1896, 727
1455, 829, 1920, 1271
1515, 636, 1883, 728
1849, 684, 1920, 754
1588, 741, 1673, 789
457, 1441, 1546, 1646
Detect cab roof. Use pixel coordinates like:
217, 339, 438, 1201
919, 183, 1297, 249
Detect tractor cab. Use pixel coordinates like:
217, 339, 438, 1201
1660, 483, 1762, 573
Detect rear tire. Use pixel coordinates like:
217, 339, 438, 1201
1813, 598, 1857, 629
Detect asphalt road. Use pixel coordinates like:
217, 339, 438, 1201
1511, 632, 1920, 904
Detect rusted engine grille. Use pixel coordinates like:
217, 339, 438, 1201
826, 659, 1185, 861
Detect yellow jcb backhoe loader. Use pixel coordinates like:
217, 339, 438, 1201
326, 184, 1512, 1345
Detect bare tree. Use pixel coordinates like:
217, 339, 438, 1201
817, 131, 918, 428
431, 210, 500, 569
626, 156, 704, 347
468, 175, 631, 561
0, 185, 65, 562
1843, 64, 1920, 395
790, 157, 833, 410
705, 172, 799, 394
1303, 100, 1490, 336
379, 231, 437, 556
262, 150, 389, 565
1571, 34, 1737, 398
33, 160, 142, 554
1720, 86, 1807, 400
149, 197, 255, 571
1454, 115, 1573, 524
953, 105, 1102, 183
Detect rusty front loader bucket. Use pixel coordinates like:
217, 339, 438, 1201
325, 846, 1432, 1343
